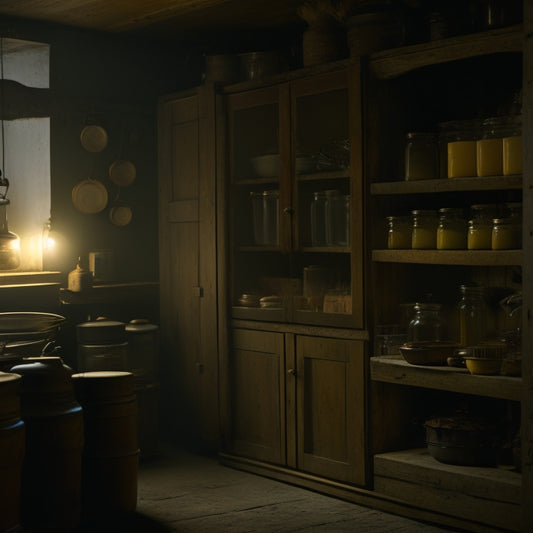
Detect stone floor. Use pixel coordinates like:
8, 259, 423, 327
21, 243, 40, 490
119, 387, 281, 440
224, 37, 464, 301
80, 445, 456, 533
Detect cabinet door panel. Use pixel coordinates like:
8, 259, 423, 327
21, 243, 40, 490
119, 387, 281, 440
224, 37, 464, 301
229, 329, 286, 464
296, 335, 366, 485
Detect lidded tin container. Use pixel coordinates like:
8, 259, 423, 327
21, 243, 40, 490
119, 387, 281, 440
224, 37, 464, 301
404, 132, 438, 181
125, 319, 159, 383
0, 372, 25, 533
411, 209, 438, 249
386, 215, 411, 249
436, 207, 467, 250
9, 356, 84, 532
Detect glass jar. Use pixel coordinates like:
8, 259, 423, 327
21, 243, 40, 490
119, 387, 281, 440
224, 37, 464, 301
467, 218, 493, 250
411, 209, 438, 249
440, 120, 480, 178
436, 207, 467, 249
404, 132, 438, 181
326, 192, 350, 246
262, 190, 279, 246
251, 191, 264, 245
310, 191, 327, 246
476, 116, 505, 177
457, 284, 489, 346
386, 215, 411, 249
492, 217, 521, 250
503, 116, 522, 175
408, 303, 447, 343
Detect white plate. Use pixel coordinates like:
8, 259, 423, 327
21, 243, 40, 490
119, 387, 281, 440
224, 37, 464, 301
80, 125, 108, 152
72, 178, 108, 214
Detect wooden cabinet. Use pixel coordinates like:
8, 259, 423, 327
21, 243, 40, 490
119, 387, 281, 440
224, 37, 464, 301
224, 64, 363, 329
366, 24, 524, 532
227, 328, 366, 486
158, 85, 220, 451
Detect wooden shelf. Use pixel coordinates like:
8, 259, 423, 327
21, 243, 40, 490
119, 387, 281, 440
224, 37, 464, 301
297, 169, 349, 182
59, 281, 159, 305
372, 249, 522, 266
374, 448, 521, 532
371, 176, 522, 195
369, 24, 523, 80
370, 355, 521, 401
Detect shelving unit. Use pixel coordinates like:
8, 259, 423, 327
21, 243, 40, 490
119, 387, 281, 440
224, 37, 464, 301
367, 20, 524, 533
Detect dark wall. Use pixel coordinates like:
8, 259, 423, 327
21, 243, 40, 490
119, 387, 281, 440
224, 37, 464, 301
0, 15, 199, 284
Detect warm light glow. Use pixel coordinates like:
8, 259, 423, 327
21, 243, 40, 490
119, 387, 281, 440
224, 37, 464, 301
45, 236, 55, 250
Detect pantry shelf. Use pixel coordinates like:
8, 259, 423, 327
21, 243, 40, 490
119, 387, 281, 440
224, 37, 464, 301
369, 24, 523, 80
372, 249, 522, 266
370, 355, 521, 401
370, 176, 522, 195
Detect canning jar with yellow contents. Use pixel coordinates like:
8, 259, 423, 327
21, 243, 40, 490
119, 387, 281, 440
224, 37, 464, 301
467, 204, 501, 250
386, 215, 411, 249
436, 207, 467, 250
492, 217, 522, 250
411, 210, 438, 249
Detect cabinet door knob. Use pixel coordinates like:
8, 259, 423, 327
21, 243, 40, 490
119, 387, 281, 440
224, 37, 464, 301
283, 207, 294, 215
287, 368, 296, 376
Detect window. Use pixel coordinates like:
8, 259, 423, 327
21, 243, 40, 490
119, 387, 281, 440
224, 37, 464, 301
0, 38, 50, 272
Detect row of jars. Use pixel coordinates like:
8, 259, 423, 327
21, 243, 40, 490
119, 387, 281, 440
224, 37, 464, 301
387, 203, 522, 250
405, 115, 522, 181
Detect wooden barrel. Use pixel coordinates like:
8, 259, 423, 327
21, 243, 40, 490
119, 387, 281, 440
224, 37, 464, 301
9, 357, 83, 532
72, 371, 139, 520
0, 372, 25, 533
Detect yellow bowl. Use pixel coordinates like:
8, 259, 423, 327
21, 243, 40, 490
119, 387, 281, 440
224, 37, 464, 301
464, 357, 502, 375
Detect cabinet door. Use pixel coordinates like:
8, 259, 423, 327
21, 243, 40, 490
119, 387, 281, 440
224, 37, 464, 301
295, 335, 366, 485
228, 328, 286, 464
158, 85, 219, 450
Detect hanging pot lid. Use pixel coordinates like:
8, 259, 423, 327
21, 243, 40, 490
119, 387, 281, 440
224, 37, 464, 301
80, 125, 108, 152
72, 178, 108, 214
109, 204, 132, 227
109, 159, 136, 186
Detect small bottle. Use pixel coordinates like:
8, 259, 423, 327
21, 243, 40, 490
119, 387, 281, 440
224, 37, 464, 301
405, 132, 438, 181
411, 210, 438, 249
457, 284, 489, 346
310, 191, 327, 246
408, 303, 446, 343
386, 215, 411, 249
436, 207, 467, 249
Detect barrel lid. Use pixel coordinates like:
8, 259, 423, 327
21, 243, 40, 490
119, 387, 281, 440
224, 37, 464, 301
72, 370, 135, 399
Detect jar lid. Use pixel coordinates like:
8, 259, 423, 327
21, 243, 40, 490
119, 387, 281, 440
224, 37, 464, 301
411, 209, 437, 217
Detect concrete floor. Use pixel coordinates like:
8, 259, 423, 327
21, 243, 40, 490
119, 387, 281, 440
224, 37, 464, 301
81, 445, 455, 533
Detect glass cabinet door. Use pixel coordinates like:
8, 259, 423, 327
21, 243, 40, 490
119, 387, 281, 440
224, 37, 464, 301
226, 65, 363, 328
291, 68, 363, 328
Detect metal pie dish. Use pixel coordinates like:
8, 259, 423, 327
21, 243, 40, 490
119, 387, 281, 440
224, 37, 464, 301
80, 125, 108, 152
72, 178, 108, 214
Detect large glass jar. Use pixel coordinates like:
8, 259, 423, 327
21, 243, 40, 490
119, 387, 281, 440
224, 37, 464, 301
411, 209, 438, 249
404, 132, 438, 181
408, 302, 447, 343
457, 284, 489, 347
476, 116, 506, 177
310, 191, 328, 246
502, 115, 522, 176
326, 192, 350, 246
436, 207, 467, 249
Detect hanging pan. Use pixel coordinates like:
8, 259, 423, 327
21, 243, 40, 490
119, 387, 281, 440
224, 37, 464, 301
109, 203, 133, 227
80, 125, 108, 152
109, 159, 136, 187
72, 177, 108, 214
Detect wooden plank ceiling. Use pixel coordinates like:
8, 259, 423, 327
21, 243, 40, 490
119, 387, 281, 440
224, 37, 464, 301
0, 0, 306, 43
